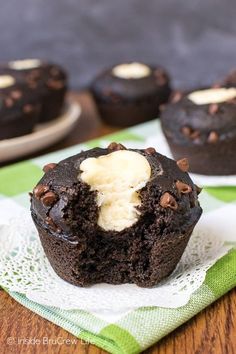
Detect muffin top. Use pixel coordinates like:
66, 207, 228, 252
31, 143, 201, 242
161, 87, 236, 146
0, 59, 67, 93
91, 62, 171, 102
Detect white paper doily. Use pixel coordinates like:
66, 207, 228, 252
0, 203, 231, 316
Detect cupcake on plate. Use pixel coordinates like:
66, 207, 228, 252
90, 62, 172, 127
30, 143, 202, 287
161, 87, 236, 175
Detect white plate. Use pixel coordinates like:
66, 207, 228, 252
0, 100, 81, 163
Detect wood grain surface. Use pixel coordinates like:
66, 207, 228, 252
0, 92, 236, 354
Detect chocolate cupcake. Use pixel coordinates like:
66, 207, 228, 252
90, 62, 171, 127
30, 144, 202, 287
0, 74, 40, 139
161, 87, 236, 175
5, 59, 67, 122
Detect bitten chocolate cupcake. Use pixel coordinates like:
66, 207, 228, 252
161, 87, 236, 175
30, 143, 202, 287
90, 62, 171, 127
5, 59, 67, 122
0, 74, 40, 139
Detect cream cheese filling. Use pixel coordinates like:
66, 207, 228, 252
80, 150, 151, 232
188, 87, 236, 105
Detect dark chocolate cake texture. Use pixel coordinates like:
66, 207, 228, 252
90, 62, 172, 127
31, 143, 202, 287
161, 87, 236, 175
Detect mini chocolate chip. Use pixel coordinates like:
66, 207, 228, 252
177, 158, 189, 172
41, 191, 58, 207
195, 184, 202, 195
43, 163, 57, 173
208, 103, 219, 115
11, 90, 22, 100
181, 126, 199, 140
108, 142, 126, 150
23, 104, 33, 113
160, 192, 178, 210
145, 147, 156, 155
208, 131, 219, 143
171, 91, 183, 103
33, 184, 49, 199
45, 216, 59, 231
4, 97, 14, 108
190, 130, 200, 140
154, 69, 167, 86
181, 126, 192, 137
175, 180, 192, 194
47, 79, 64, 90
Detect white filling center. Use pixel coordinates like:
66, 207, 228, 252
8, 59, 41, 70
0, 75, 15, 88
112, 62, 151, 79
188, 87, 236, 105
80, 150, 151, 232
